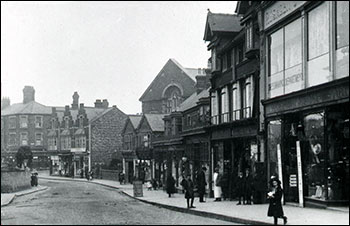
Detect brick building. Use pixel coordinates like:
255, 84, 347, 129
47, 92, 128, 177
1, 86, 52, 169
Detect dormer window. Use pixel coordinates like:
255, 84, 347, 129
246, 21, 253, 51
79, 115, 84, 128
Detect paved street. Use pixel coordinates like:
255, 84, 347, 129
1, 179, 237, 225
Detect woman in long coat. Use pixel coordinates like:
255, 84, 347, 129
213, 167, 222, 201
181, 175, 195, 208
267, 179, 287, 225
196, 167, 207, 202
166, 175, 176, 197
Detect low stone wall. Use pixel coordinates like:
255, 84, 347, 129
1, 169, 31, 193
100, 169, 121, 181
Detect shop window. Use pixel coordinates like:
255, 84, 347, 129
335, 1, 349, 79
307, 2, 331, 87
303, 112, 326, 200
267, 120, 282, 178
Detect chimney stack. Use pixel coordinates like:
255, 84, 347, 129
1, 97, 10, 110
195, 74, 210, 94
94, 99, 102, 108
102, 99, 109, 108
72, 92, 79, 110
23, 86, 35, 104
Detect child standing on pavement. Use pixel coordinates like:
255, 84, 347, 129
267, 178, 287, 225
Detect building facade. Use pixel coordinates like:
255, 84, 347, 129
250, 1, 349, 207
47, 93, 128, 177
1, 86, 51, 169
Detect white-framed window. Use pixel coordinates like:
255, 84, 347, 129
211, 91, 219, 125
35, 132, 43, 146
243, 76, 254, 118
9, 116, 16, 129
20, 116, 28, 128
79, 115, 84, 128
221, 86, 229, 123
232, 82, 241, 121
61, 136, 71, 150
246, 21, 253, 50
20, 132, 28, 145
48, 137, 57, 150
64, 116, 70, 129
8, 133, 16, 146
75, 136, 86, 148
35, 116, 43, 128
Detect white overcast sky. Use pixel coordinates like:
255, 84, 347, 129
1, 1, 237, 114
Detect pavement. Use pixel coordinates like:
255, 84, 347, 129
35, 173, 349, 225
1, 185, 48, 207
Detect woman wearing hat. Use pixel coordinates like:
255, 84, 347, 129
267, 178, 287, 225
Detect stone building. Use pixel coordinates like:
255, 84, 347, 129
47, 92, 128, 177
1, 86, 52, 169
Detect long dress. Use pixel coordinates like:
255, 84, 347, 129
213, 172, 222, 199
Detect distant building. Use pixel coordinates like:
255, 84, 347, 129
139, 58, 205, 114
1, 86, 52, 169
47, 93, 128, 177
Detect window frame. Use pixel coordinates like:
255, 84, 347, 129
35, 132, 43, 146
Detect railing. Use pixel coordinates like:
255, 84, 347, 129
210, 107, 252, 125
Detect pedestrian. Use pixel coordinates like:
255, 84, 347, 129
166, 174, 176, 197
151, 179, 158, 190
244, 168, 253, 204
221, 170, 229, 200
213, 167, 222, 201
196, 166, 207, 202
181, 174, 195, 208
236, 171, 245, 205
267, 178, 288, 225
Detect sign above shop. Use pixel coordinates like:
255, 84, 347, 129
264, 1, 306, 29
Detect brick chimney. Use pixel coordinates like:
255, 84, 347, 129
78, 103, 86, 114
71, 92, 79, 110
195, 74, 211, 94
102, 99, 109, 108
1, 97, 10, 110
23, 86, 35, 104
64, 105, 70, 116
94, 99, 102, 108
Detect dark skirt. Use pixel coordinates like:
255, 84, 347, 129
267, 200, 284, 217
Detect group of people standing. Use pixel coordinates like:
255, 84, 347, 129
166, 166, 287, 225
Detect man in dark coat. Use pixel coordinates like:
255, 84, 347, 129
267, 178, 287, 225
236, 171, 245, 205
166, 175, 176, 197
196, 167, 207, 202
181, 175, 195, 208
244, 168, 253, 205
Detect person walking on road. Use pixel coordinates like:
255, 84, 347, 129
196, 166, 207, 202
181, 174, 195, 208
236, 171, 245, 205
166, 174, 176, 197
213, 167, 222, 201
267, 178, 288, 225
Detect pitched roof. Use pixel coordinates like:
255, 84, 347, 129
142, 114, 166, 132
1, 101, 52, 116
139, 59, 196, 102
55, 107, 111, 123
178, 88, 210, 112
129, 115, 142, 129
204, 12, 242, 41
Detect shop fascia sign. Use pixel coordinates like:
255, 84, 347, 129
71, 148, 87, 153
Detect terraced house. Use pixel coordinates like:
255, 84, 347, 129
1, 86, 51, 169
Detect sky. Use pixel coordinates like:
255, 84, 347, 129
1, 1, 237, 114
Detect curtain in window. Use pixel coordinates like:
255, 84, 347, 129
244, 76, 254, 118
232, 82, 241, 120
221, 86, 229, 123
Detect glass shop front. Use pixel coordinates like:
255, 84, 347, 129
267, 103, 349, 206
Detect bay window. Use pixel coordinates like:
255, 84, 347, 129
231, 82, 241, 121
220, 86, 229, 123
243, 76, 254, 118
